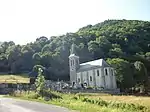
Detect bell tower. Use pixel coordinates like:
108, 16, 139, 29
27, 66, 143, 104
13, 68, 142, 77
69, 44, 79, 86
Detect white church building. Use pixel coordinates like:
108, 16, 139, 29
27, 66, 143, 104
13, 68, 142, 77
69, 44, 117, 90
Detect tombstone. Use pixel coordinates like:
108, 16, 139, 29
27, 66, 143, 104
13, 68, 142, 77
73, 83, 77, 89
81, 83, 84, 89
83, 82, 87, 88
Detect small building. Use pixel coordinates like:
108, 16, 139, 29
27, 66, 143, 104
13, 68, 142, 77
69, 44, 117, 90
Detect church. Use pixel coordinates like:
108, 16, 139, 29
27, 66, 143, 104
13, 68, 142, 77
69, 44, 117, 90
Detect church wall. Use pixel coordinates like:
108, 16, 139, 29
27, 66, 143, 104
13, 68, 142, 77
108, 67, 113, 89
88, 70, 94, 87
76, 67, 117, 89
104, 67, 114, 89
112, 69, 117, 89
100, 68, 105, 88
101, 68, 106, 88
82, 71, 88, 85
69, 54, 79, 86
77, 73, 81, 85
70, 70, 77, 85
104, 67, 110, 89
95, 68, 103, 87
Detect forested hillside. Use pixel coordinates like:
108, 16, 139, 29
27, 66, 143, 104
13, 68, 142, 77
0, 19, 150, 89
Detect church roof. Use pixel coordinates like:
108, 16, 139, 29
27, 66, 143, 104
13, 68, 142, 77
77, 59, 110, 72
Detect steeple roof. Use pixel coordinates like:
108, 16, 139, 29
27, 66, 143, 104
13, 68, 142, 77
69, 43, 79, 58
70, 43, 77, 55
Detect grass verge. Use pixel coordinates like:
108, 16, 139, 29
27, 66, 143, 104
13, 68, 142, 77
7, 91, 150, 112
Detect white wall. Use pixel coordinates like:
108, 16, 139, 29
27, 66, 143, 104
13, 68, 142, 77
77, 73, 81, 85
95, 68, 105, 88
104, 67, 110, 89
112, 69, 117, 89
100, 68, 105, 88
82, 71, 88, 85
108, 67, 113, 89
77, 67, 117, 89
95, 69, 100, 87
104, 67, 116, 89
88, 70, 94, 87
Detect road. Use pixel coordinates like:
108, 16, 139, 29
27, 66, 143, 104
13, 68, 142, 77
0, 97, 72, 112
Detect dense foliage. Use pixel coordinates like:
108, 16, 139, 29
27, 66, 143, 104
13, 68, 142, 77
0, 19, 150, 90
35, 68, 46, 95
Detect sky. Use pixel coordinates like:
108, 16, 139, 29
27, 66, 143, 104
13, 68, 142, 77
0, 0, 150, 45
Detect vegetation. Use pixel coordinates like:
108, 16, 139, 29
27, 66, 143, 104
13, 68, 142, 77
0, 19, 150, 91
9, 91, 150, 112
8, 65, 150, 112
35, 68, 46, 95
0, 75, 29, 83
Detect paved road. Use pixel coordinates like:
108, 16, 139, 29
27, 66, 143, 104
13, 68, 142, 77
0, 98, 72, 112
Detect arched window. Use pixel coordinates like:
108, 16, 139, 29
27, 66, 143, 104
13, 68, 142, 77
72, 82, 75, 86
111, 69, 113, 76
90, 76, 92, 81
72, 60, 74, 65
78, 78, 80, 83
97, 70, 99, 76
76, 60, 78, 65
105, 69, 108, 75
70, 60, 72, 66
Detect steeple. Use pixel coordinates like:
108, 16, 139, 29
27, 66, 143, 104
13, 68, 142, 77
69, 43, 80, 85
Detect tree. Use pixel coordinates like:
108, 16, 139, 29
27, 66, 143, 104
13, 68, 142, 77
6, 45, 22, 73
35, 68, 46, 96
88, 41, 104, 59
32, 53, 41, 65
0, 19, 150, 85
109, 44, 124, 58
134, 61, 148, 86
107, 58, 135, 89
145, 52, 150, 61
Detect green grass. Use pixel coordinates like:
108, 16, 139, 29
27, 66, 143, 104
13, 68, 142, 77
83, 93, 150, 108
8, 91, 150, 112
0, 74, 30, 83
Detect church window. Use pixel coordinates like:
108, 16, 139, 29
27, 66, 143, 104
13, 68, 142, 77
72, 82, 75, 86
90, 76, 92, 81
70, 60, 72, 66
111, 69, 113, 76
76, 60, 78, 65
97, 70, 99, 76
105, 69, 108, 75
78, 78, 80, 83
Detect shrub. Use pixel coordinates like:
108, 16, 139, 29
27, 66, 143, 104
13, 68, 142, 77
27, 92, 40, 99
87, 86, 93, 89
72, 96, 78, 100
81, 97, 148, 111
42, 89, 62, 100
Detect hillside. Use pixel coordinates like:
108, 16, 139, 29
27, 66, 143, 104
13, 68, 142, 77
0, 19, 150, 90
0, 75, 29, 83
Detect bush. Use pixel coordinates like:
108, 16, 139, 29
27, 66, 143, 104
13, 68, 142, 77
42, 89, 62, 100
87, 86, 93, 89
72, 96, 78, 100
81, 97, 148, 111
27, 92, 40, 99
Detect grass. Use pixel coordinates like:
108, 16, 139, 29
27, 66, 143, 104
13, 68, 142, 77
8, 91, 150, 112
0, 74, 30, 83
87, 94, 150, 108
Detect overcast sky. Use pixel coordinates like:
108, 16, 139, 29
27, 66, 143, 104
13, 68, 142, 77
0, 0, 150, 45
